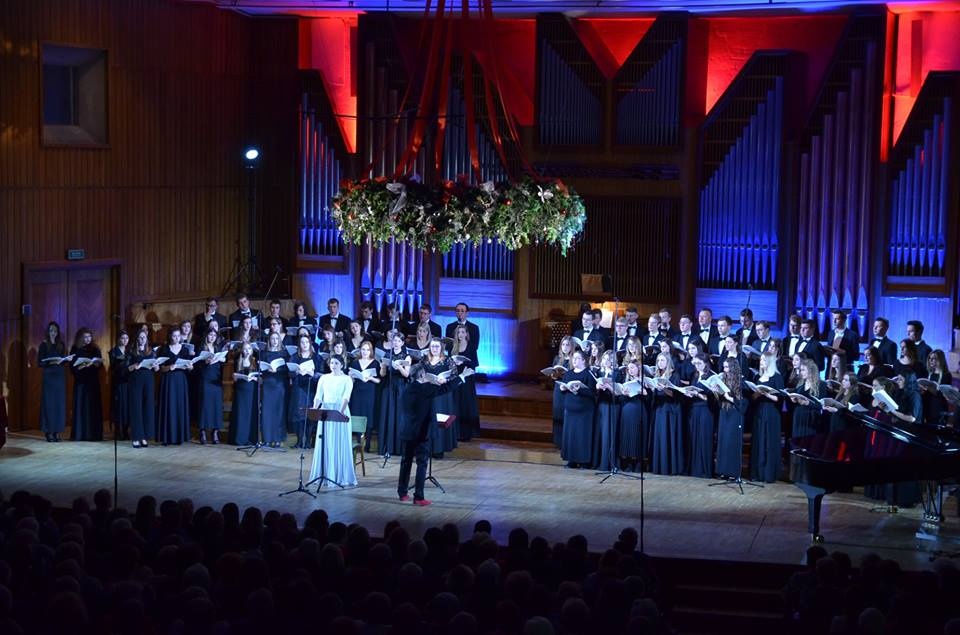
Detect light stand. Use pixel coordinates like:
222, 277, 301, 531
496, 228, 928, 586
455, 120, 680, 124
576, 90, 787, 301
221, 148, 263, 297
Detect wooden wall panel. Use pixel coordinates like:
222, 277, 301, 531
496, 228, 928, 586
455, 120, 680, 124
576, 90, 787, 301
0, 0, 301, 428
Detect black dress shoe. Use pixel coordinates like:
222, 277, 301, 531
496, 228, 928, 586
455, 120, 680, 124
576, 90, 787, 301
212, 430, 220, 445
45, 433, 54, 442
53, 434, 61, 442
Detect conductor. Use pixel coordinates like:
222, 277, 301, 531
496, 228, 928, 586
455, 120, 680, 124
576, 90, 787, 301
398, 363, 474, 505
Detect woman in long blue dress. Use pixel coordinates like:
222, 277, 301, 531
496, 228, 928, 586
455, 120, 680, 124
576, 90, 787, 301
287, 334, 322, 448
378, 331, 411, 457
617, 360, 649, 472
560, 349, 597, 468
749, 352, 784, 482
651, 353, 684, 475
685, 353, 716, 478
127, 330, 157, 448
38, 321, 68, 442
260, 331, 289, 447
451, 325, 480, 442
157, 327, 194, 445
550, 336, 574, 447
348, 340, 380, 452
715, 359, 747, 479
70, 327, 104, 441
230, 341, 260, 446
108, 331, 131, 441
788, 359, 825, 438
197, 328, 224, 444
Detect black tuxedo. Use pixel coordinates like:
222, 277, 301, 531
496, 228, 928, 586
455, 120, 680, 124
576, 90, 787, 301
573, 328, 604, 344
229, 308, 263, 331
404, 319, 442, 338
736, 326, 759, 348
445, 320, 481, 347
194, 312, 228, 339
826, 329, 859, 369
625, 324, 642, 339
318, 313, 352, 337
695, 326, 718, 349
360, 317, 384, 338
784, 334, 803, 358
398, 377, 466, 501
754, 338, 774, 355
673, 331, 697, 353
869, 336, 898, 367
796, 337, 825, 370
658, 325, 679, 339
639, 330, 664, 364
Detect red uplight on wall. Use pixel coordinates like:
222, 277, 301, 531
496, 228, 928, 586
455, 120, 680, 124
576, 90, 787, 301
298, 15, 359, 153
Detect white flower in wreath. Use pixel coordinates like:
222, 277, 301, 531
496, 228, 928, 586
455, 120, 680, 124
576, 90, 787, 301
537, 185, 554, 202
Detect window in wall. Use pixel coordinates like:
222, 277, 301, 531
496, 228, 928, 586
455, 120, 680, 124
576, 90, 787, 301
41, 44, 107, 146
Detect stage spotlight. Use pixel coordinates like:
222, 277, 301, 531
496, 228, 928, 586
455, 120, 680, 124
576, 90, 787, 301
244, 147, 260, 161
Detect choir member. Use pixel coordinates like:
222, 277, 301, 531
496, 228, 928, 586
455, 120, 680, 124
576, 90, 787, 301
749, 352, 783, 483
108, 330, 131, 441
180, 319, 199, 429
882, 371, 923, 425
786, 353, 805, 389
424, 337, 458, 455
591, 309, 609, 339
906, 320, 932, 367
823, 371, 859, 432
406, 303, 442, 338
651, 353, 684, 475
715, 359, 747, 479
677, 341, 703, 385
827, 310, 858, 369
796, 319, 825, 371
827, 352, 847, 384
551, 336, 574, 447
710, 316, 734, 359
857, 347, 893, 386
696, 308, 719, 346
357, 301, 382, 341
624, 307, 641, 339
788, 359, 825, 438
347, 320, 366, 353
331, 337, 349, 362
234, 315, 258, 346
736, 308, 759, 348
869, 317, 898, 367
260, 331, 289, 447
622, 336, 642, 365
318, 297, 351, 338
718, 335, 747, 374
38, 321, 68, 442
587, 340, 604, 373
640, 314, 664, 362
70, 327, 104, 441
559, 349, 597, 469
349, 340, 381, 452
230, 341, 259, 446
658, 308, 679, 338
318, 325, 337, 356
451, 324, 479, 442
685, 353, 716, 478
292, 301, 317, 330
673, 315, 696, 354
445, 302, 481, 347
197, 328, 224, 445
920, 349, 953, 426
410, 323, 432, 356
179, 319, 195, 350
194, 297, 228, 339
617, 360, 649, 472
266, 299, 287, 330
868, 372, 924, 508
310, 355, 356, 487
287, 334, 321, 448
895, 339, 927, 379
605, 318, 629, 360
265, 316, 285, 344
157, 327, 194, 445
783, 314, 803, 358
229, 293, 262, 332
573, 310, 603, 343
127, 329, 157, 448
753, 321, 774, 355
594, 350, 621, 471
378, 331, 412, 457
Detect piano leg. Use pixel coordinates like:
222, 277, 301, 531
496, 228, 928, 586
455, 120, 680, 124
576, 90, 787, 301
795, 483, 827, 543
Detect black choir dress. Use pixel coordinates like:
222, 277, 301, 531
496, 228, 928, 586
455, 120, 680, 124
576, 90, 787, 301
108, 346, 131, 438
921, 371, 952, 426
749, 373, 784, 483
791, 382, 826, 438
560, 368, 597, 466
260, 350, 289, 444
377, 351, 408, 456
594, 371, 621, 471
127, 351, 156, 441
425, 359, 458, 455
38, 341, 67, 435
69, 345, 104, 441
348, 358, 380, 448
651, 376, 684, 475
157, 345, 193, 445
894, 360, 927, 380
453, 346, 480, 442
230, 363, 259, 445
686, 378, 716, 478
865, 384, 924, 506
715, 389, 748, 478
286, 353, 322, 446
197, 355, 224, 432
618, 382, 650, 472
551, 356, 569, 447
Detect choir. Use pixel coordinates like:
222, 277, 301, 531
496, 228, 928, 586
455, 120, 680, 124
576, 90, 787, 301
544, 306, 959, 486
35, 296, 482, 489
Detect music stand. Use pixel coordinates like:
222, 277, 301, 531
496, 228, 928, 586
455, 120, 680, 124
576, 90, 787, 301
708, 411, 763, 495
237, 368, 286, 457
305, 407, 350, 491
427, 413, 457, 492
279, 392, 316, 499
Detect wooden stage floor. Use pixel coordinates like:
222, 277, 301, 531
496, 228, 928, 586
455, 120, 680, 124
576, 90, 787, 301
2, 431, 957, 571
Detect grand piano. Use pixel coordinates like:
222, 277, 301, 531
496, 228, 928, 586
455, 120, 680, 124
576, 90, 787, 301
790, 409, 960, 543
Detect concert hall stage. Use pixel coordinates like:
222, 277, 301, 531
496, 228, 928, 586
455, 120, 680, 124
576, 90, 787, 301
2, 424, 955, 572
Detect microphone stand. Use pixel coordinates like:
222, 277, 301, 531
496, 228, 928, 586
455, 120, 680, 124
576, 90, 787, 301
237, 364, 285, 457
306, 407, 347, 491
279, 368, 316, 498
596, 295, 641, 484
381, 311, 399, 469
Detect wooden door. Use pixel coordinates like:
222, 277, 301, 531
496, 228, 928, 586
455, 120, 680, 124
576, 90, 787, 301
22, 263, 119, 432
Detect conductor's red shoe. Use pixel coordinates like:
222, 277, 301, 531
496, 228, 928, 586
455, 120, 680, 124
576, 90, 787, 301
399, 495, 410, 502
413, 499, 432, 506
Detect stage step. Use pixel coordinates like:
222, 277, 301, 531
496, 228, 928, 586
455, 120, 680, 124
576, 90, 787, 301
478, 414, 554, 444
477, 379, 553, 419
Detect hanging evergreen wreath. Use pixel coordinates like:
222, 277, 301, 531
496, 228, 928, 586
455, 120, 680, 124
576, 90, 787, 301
331, 177, 586, 255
